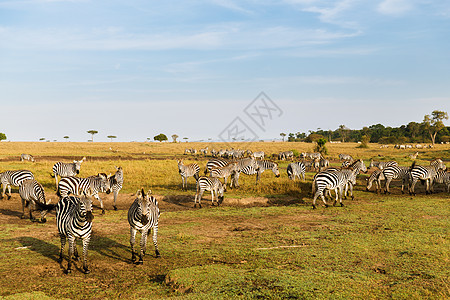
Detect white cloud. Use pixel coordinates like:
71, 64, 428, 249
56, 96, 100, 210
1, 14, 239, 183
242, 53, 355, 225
377, 0, 414, 16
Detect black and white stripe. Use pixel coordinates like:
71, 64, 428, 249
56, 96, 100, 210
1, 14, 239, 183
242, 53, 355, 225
432, 169, 450, 193
51, 157, 86, 188
338, 153, 353, 161
57, 173, 111, 214
109, 166, 124, 211
312, 168, 357, 209
238, 160, 280, 184
205, 158, 230, 175
194, 177, 224, 208
210, 162, 239, 191
19, 179, 55, 222
409, 162, 440, 195
430, 158, 447, 171
56, 195, 94, 274
365, 169, 385, 193
381, 165, 410, 194
128, 189, 160, 264
20, 154, 35, 162
177, 159, 200, 190
0, 169, 34, 199
252, 151, 265, 159
369, 160, 398, 170
287, 162, 306, 181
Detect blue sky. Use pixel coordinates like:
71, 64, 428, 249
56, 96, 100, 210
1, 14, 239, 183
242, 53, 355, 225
1, 0, 449, 142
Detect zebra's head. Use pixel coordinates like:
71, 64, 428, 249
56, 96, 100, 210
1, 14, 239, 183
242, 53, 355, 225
73, 159, 84, 174
272, 163, 280, 177
137, 189, 150, 225
217, 181, 224, 204
98, 173, 112, 194
79, 194, 94, 223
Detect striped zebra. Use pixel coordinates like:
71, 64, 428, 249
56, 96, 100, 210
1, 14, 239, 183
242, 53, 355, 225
312, 168, 358, 209
382, 165, 410, 194
432, 169, 450, 193
252, 151, 265, 160
177, 160, 200, 190
238, 160, 280, 184
430, 158, 447, 171
287, 162, 306, 181
205, 157, 259, 184
319, 158, 330, 171
109, 166, 124, 211
369, 160, 398, 170
210, 162, 239, 191
57, 173, 111, 214
128, 189, 160, 264
339, 153, 353, 161
194, 177, 224, 208
56, 195, 94, 274
205, 158, 230, 175
408, 161, 442, 195
0, 170, 35, 199
366, 169, 385, 193
19, 179, 55, 222
51, 157, 86, 189
20, 154, 35, 162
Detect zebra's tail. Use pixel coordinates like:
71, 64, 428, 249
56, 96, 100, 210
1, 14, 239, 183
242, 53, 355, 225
50, 172, 55, 178
409, 161, 416, 171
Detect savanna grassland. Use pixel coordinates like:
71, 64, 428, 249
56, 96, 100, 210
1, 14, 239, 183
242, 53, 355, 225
0, 141, 448, 299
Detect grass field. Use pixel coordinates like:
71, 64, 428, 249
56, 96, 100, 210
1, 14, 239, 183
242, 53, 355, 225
0, 141, 448, 299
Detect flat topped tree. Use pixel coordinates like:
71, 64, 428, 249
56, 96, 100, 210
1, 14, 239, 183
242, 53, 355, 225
87, 130, 98, 142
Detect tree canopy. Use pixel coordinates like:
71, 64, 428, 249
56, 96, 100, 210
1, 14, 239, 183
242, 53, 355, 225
154, 133, 168, 142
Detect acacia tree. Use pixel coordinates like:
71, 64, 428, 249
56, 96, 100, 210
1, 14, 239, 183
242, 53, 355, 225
107, 135, 117, 142
280, 133, 286, 142
87, 130, 98, 142
154, 133, 168, 142
64, 136, 69, 141
0, 133, 6, 141
338, 125, 350, 142
172, 134, 179, 143
423, 110, 449, 144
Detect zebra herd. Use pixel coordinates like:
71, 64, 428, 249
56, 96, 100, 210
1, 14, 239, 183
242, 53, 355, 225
0, 158, 158, 274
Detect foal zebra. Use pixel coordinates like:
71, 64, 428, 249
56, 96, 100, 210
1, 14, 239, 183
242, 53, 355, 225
109, 166, 124, 211
128, 189, 160, 264
19, 179, 55, 222
0, 170, 35, 199
56, 195, 94, 274
210, 162, 239, 191
287, 162, 306, 181
382, 165, 410, 194
177, 160, 200, 190
365, 169, 385, 193
57, 173, 111, 214
194, 177, 224, 208
238, 160, 280, 184
20, 154, 35, 162
51, 157, 86, 189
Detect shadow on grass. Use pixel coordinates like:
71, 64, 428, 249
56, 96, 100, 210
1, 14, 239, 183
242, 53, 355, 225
0, 208, 23, 218
90, 236, 131, 263
16, 236, 60, 263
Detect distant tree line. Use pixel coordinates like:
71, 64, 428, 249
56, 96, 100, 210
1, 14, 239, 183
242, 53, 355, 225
288, 111, 449, 145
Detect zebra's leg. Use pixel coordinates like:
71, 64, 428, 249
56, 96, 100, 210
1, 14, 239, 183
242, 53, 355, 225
197, 189, 204, 208
152, 226, 160, 257
130, 227, 138, 263
21, 198, 27, 219
82, 236, 90, 274
409, 179, 417, 196
113, 191, 118, 211
7, 184, 12, 200
58, 234, 66, 263
211, 190, 215, 206
338, 186, 344, 207
348, 183, 354, 200
67, 235, 76, 274
223, 177, 227, 192
137, 230, 148, 264
73, 243, 80, 261
94, 194, 105, 214
384, 178, 392, 194
55, 176, 59, 191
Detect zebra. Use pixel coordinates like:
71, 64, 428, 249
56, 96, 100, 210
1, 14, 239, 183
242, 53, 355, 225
369, 160, 398, 170
278, 151, 294, 161
409, 161, 445, 195
128, 189, 160, 264
177, 159, 200, 190
252, 151, 265, 160
432, 170, 450, 193
0, 170, 35, 199
339, 153, 353, 161
408, 152, 419, 160
109, 166, 124, 211
57, 173, 111, 214
382, 165, 411, 194
238, 160, 280, 184
205, 158, 230, 175
319, 158, 330, 171
210, 162, 239, 191
51, 157, 86, 189
20, 154, 35, 162
287, 162, 306, 181
19, 179, 55, 222
56, 195, 94, 274
430, 158, 447, 171
312, 168, 358, 209
194, 177, 224, 208
366, 169, 385, 193
205, 157, 259, 184
200, 147, 208, 155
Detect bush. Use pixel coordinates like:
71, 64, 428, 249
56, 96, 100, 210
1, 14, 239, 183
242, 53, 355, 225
314, 138, 328, 155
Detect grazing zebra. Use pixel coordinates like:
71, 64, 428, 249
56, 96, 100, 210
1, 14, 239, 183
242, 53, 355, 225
51, 157, 86, 189
366, 169, 385, 193
200, 147, 208, 155
19, 179, 55, 222
205, 158, 230, 175
56, 195, 94, 274
319, 158, 330, 171
57, 173, 111, 214
210, 162, 239, 191
109, 166, 124, 211
238, 160, 280, 184
339, 153, 353, 161
0, 170, 35, 199
194, 177, 224, 208
382, 165, 410, 194
312, 168, 358, 209
369, 160, 398, 170
177, 160, 200, 190
128, 189, 160, 264
278, 151, 294, 161
409, 161, 443, 195
287, 162, 306, 181
252, 151, 265, 160
20, 154, 35, 162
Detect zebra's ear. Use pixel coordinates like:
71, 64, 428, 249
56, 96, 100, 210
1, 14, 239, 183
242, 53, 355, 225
147, 189, 152, 195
